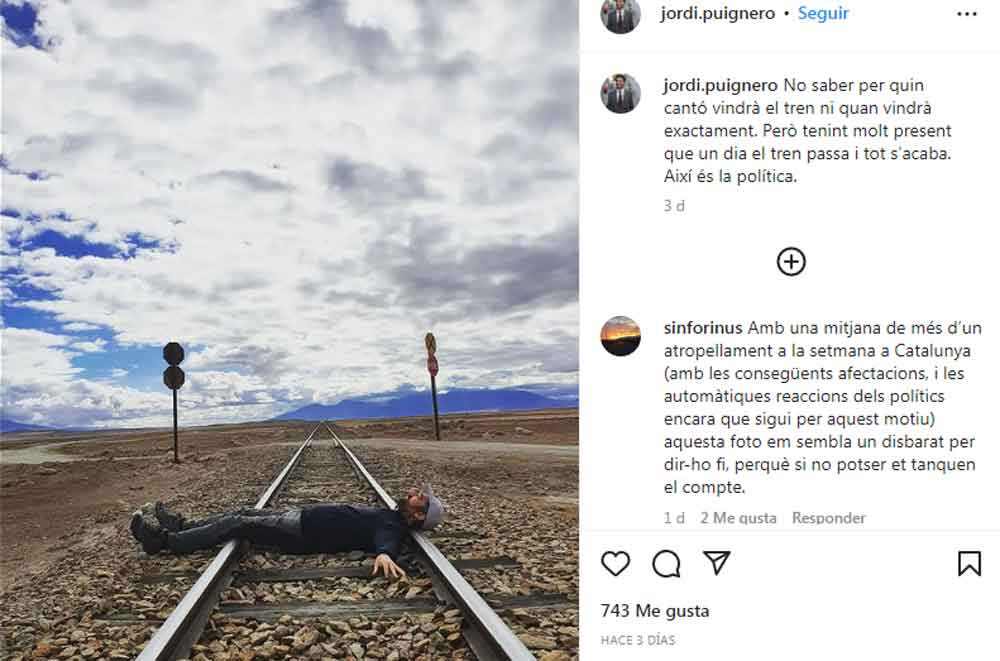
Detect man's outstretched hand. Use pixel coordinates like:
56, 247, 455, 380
373, 553, 407, 579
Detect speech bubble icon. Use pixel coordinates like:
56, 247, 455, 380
652, 549, 681, 578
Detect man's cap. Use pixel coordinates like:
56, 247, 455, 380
420, 483, 444, 530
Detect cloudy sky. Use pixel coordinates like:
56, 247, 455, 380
1, 0, 578, 429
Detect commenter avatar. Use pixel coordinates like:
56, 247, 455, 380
601, 316, 641, 356
602, 74, 640, 114
601, 0, 641, 34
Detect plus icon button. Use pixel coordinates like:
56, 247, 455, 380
777, 247, 806, 277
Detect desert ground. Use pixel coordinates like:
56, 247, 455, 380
0, 409, 578, 659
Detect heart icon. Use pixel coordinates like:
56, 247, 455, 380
601, 550, 631, 577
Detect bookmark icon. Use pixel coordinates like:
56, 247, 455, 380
958, 551, 982, 577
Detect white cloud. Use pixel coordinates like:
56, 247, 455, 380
2, 0, 578, 428
2, 328, 80, 384
70, 338, 107, 353
1, 327, 151, 427
62, 321, 104, 331
0, 327, 293, 427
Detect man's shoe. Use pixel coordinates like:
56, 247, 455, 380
130, 511, 166, 554
154, 501, 185, 532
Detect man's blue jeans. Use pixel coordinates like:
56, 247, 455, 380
167, 508, 306, 554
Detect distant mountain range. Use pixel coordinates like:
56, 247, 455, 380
1, 387, 577, 432
0, 418, 54, 433
273, 387, 578, 421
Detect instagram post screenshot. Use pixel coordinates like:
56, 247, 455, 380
1, 1, 996, 660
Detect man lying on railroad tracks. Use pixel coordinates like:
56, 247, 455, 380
127, 484, 444, 579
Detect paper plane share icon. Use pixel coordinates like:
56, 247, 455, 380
703, 551, 731, 576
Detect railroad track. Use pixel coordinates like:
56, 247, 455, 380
114, 422, 575, 659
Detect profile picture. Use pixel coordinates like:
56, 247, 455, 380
601, 316, 641, 356
601, 74, 640, 114
601, 0, 641, 34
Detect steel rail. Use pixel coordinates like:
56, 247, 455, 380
137, 423, 322, 661
326, 424, 535, 661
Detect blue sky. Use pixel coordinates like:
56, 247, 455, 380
1, 0, 578, 429
1, 0, 43, 48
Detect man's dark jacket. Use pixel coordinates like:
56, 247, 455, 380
300, 505, 407, 559
607, 9, 636, 34
606, 88, 636, 113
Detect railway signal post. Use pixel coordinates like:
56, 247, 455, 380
162, 342, 186, 463
425, 332, 441, 441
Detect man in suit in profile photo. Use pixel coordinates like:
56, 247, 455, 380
605, 0, 637, 34
605, 74, 636, 113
